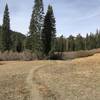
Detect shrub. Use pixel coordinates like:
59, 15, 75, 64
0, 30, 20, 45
46, 52, 63, 60
0, 50, 37, 61
62, 48, 100, 60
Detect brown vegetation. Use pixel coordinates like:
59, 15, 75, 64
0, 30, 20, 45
0, 53, 100, 100
33, 54, 100, 100
0, 51, 37, 61
62, 48, 100, 59
1, 48, 100, 61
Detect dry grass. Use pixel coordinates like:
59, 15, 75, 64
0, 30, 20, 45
0, 54, 100, 100
33, 54, 100, 100
0, 61, 48, 100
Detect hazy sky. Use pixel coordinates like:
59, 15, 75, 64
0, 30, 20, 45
1, 0, 100, 36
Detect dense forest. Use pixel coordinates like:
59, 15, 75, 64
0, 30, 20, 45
56, 31, 100, 52
0, 0, 100, 59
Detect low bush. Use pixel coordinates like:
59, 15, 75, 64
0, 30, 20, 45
62, 48, 100, 60
48, 53, 63, 60
0, 50, 37, 61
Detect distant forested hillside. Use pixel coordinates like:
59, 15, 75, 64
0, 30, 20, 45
10, 30, 26, 52
0, 25, 26, 52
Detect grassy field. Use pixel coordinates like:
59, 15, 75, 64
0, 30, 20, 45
0, 54, 100, 100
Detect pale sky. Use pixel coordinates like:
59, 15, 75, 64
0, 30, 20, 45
0, 0, 100, 37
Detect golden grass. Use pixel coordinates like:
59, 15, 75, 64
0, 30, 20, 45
0, 61, 47, 100
0, 54, 100, 100
33, 54, 100, 100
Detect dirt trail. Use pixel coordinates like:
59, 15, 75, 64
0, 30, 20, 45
26, 65, 44, 100
26, 63, 58, 100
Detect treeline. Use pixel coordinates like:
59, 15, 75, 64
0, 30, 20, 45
0, 0, 100, 60
55, 30, 100, 52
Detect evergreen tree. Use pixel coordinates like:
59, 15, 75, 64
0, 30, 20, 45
41, 5, 56, 56
0, 26, 1, 39
55, 37, 59, 52
85, 33, 89, 50
88, 33, 96, 49
11, 32, 24, 52
29, 0, 44, 55
62, 37, 67, 51
0, 26, 1, 33
58, 35, 65, 52
66, 38, 69, 51
68, 35, 75, 51
95, 29, 100, 48
24, 35, 32, 50
75, 34, 85, 51
55, 36, 66, 52
1, 4, 12, 51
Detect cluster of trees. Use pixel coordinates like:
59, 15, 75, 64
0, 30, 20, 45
0, 0, 100, 59
55, 30, 100, 52
22, 0, 56, 58
0, 4, 25, 52
0, 0, 56, 59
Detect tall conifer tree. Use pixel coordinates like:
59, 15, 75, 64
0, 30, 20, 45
41, 5, 56, 56
68, 35, 75, 51
1, 4, 11, 51
75, 34, 85, 51
29, 0, 44, 55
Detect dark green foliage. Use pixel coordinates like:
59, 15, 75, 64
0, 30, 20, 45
85, 33, 96, 50
95, 29, 100, 48
0, 26, 1, 32
85, 33, 89, 50
41, 5, 56, 56
0, 26, 1, 38
0, 26, 2, 48
0, 25, 25, 52
29, 0, 44, 54
75, 34, 85, 51
89, 33, 96, 49
54, 30, 100, 53
11, 31, 26, 52
55, 35, 66, 52
24, 35, 32, 50
68, 35, 75, 51
1, 4, 12, 51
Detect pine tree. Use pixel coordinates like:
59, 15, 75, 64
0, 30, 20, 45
41, 5, 56, 56
11, 34, 23, 52
55, 37, 64, 52
68, 35, 75, 51
59, 35, 66, 52
95, 29, 100, 48
0, 26, 1, 33
0, 26, 1, 39
29, 0, 44, 55
24, 35, 32, 50
1, 4, 12, 51
88, 33, 96, 49
85, 33, 89, 50
75, 34, 85, 51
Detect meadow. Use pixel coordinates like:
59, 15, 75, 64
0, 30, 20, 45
0, 53, 100, 100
